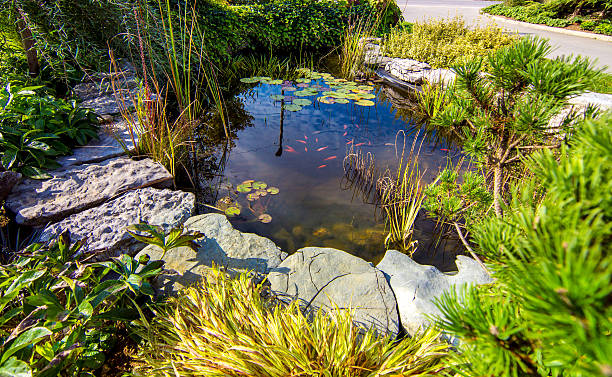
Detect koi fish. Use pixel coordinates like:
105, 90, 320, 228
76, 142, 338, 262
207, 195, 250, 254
343, 132, 348, 136
305, 147, 308, 152
312, 130, 322, 134
305, 135, 308, 140
315, 138, 318, 143
285, 146, 297, 153
385, 143, 394, 146
343, 125, 348, 130
317, 146, 328, 151
317, 164, 327, 169
355, 124, 359, 128
296, 140, 307, 144
355, 142, 365, 146
440, 148, 450, 152
324, 156, 337, 161
346, 139, 353, 144
368, 141, 372, 145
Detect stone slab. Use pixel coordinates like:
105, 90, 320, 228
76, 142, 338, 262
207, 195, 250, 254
268, 247, 400, 335
5, 157, 172, 226
136, 213, 287, 295
377, 250, 492, 335
38, 187, 194, 259
80, 89, 138, 116
55, 118, 140, 167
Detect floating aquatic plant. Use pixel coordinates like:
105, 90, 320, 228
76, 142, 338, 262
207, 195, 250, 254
293, 99, 312, 106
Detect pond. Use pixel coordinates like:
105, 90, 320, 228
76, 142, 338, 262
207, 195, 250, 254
194, 70, 464, 272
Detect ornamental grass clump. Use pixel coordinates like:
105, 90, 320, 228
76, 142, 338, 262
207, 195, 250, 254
383, 16, 518, 69
132, 268, 451, 376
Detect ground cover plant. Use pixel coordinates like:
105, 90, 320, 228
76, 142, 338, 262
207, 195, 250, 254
382, 17, 518, 69
483, 0, 612, 35
434, 113, 612, 376
0, 82, 98, 178
0, 232, 162, 376
132, 267, 451, 376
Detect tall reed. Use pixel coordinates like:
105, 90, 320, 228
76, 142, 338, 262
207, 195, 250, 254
378, 132, 426, 256
416, 81, 448, 119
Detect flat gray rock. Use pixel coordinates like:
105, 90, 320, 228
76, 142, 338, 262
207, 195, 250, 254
6, 157, 172, 226
39, 187, 194, 259
377, 250, 492, 335
268, 247, 400, 335
55, 118, 140, 167
80, 89, 137, 116
569, 91, 612, 110
384, 58, 431, 84
136, 213, 287, 295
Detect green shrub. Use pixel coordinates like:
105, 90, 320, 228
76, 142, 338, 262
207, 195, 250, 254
0, 232, 162, 376
132, 267, 451, 376
383, 17, 518, 69
434, 113, 612, 376
0, 83, 98, 178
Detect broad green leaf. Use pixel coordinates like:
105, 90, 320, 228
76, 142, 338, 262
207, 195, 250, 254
0, 357, 31, 377
2, 327, 52, 364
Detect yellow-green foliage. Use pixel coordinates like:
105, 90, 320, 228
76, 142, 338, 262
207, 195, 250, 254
383, 17, 518, 69
133, 268, 450, 376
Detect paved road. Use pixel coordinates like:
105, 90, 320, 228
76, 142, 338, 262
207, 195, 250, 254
395, 0, 612, 73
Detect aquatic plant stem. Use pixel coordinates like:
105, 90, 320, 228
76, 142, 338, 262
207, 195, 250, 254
452, 221, 489, 275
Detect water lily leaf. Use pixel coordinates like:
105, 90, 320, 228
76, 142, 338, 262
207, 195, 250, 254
284, 104, 303, 111
256, 76, 272, 81
258, 214, 273, 223
267, 187, 280, 194
225, 206, 241, 216
294, 90, 316, 97
268, 79, 283, 85
336, 88, 351, 94
242, 179, 255, 185
296, 83, 309, 88
237, 183, 252, 193
293, 98, 312, 106
358, 85, 374, 91
361, 93, 376, 99
296, 78, 311, 83
283, 86, 297, 91
322, 91, 336, 96
252, 181, 267, 189
355, 100, 375, 106
270, 94, 286, 101
247, 193, 259, 201
330, 92, 348, 99
346, 93, 361, 100
256, 189, 268, 197
317, 96, 335, 104
216, 196, 235, 210
240, 77, 260, 83
335, 98, 350, 104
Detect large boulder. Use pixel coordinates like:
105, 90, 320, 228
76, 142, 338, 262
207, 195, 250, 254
268, 247, 400, 335
136, 213, 287, 295
5, 157, 172, 226
38, 187, 194, 259
377, 250, 492, 335
384, 58, 431, 84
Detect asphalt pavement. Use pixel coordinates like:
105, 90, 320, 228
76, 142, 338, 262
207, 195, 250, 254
395, 0, 612, 73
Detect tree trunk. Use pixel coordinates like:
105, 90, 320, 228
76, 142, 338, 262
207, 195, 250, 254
493, 163, 503, 218
14, 7, 39, 78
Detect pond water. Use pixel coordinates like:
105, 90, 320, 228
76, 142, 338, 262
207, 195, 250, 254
194, 71, 464, 271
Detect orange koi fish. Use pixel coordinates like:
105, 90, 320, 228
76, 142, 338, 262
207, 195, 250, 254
285, 146, 297, 153
324, 156, 337, 161
296, 140, 307, 144
317, 146, 328, 151
317, 164, 327, 168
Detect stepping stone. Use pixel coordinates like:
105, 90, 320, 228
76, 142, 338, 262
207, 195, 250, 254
5, 157, 172, 226
80, 89, 138, 116
268, 247, 400, 335
38, 187, 195, 259
56, 118, 140, 167
136, 213, 287, 295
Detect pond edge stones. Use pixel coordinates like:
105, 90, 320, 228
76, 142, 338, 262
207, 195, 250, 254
136, 213, 287, 296
377, 249, 493, 335
268, 247, 400, 336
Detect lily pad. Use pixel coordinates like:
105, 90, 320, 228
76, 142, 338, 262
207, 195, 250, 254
355, 100, 375, 106
247, 192, 259, 201
317, 96, 335, 104
240, 77, 260, 83
335, 98, 350, 104
322, 91, 336, 96
360, 93, 376, 99
346, 93, 362, 100
237, 183, 252, 193
258, 214, 273, 223
296, 78, 311, 83
336, 88, 351, 94
330, 92, 349, 99
283, 86, 297, 91
267, 186, 280, 194
242, 179, 255, 185
270, 94, 286, 101
225, 206, 241, 216
358, 85, 374, 91
256, 189, 268, 197
268, 79, 283, 85
296, 83, 310, 88
284, 104, 303, 112
252, 181, 268, 190
293, 98, 312, 106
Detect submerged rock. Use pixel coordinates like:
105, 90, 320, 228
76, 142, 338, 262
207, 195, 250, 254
377, 250, 492, 335
6, 157, 172, 226
268, 247, 400, 335
39, 187, 194, 258
136, 213, 287, 295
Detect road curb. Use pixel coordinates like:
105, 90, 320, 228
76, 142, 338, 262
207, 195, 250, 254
489, 15, 612, 42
